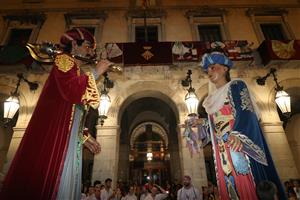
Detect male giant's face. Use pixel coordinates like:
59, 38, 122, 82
72, 40, 95, 59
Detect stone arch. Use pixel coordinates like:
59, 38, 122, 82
130, 122, 169, 149
114, 81, 182, 125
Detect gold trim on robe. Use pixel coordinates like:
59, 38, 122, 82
55, 54, 75, 72
81, 72, 100, 109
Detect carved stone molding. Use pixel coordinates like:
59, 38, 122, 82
246, 8, 288, 16
64, 11, 107, 26
3, 13, 46, 25
126, 8, 167, 19
185, 7, 227, 18
129, 0, 162, 8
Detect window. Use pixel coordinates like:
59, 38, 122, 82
185, 8, 229, 41
135, 26, 158, 42
1, 14, 46, 45
64, 12, 107, 43
247, 8, 295, 42
126, 9, 166, 42
198, 25, 222, 42
260, 23, 286, 40
6, 29, 33, 45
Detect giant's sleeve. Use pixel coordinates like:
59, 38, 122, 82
228, 80, 268, 165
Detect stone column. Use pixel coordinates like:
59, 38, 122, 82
92, 125, 120, 186
286, 114, 300, 175
178, 125, 207, 189
1, 127, 26, 178
117, 144, 130, 182
261, 121, 300, 181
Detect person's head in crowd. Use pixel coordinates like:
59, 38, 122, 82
129, 186, 135, 195
105, 178, 112, 189
94, 180, 101, 186
88, 186, 95, 196
151, 185, 160, 196
183, 175, 192, 188
293, 180, 300, 188
202, 186, 209, 199
256, 180, 278, 200
142, 185, 149, 194
94, 180, 101, 190
95, 187, 101, 199
116, 187, 124, 197
100, 184, 105, 190
213, 186, 219, 196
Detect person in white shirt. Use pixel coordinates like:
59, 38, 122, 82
124, 186, 137, 200
101, 178, 114, 200
293, 180, 300, 200
144, 184, 168, 200
85, 186, 97, 200
140, 185, 149, 200
177, 176, 202, 200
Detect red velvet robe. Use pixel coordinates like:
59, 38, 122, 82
0, 54, 98, 199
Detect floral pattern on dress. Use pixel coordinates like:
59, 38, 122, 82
240, 87, 254, 112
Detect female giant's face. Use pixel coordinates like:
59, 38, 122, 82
207, 63, 228, 84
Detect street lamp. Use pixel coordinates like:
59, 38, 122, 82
256, 68, 291, 116
181, 70, 199, 116
98, 72, 113, 126
3, 73, 38, 123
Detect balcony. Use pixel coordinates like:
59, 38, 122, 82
0, 40, 254, 70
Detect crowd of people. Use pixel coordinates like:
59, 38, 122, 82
81, 177, 300, 200
284, 179, 300, 199
81, 177, 223, 200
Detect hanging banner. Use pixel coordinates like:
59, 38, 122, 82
258, 40, 300, 65
1, 40, 255, 67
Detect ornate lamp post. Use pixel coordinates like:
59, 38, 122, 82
181, 70, 199, 116
3, 73, 38, 123
257, 68, 291, 116
98, 72, 114, 126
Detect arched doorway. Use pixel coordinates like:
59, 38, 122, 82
117, 94, 181, 185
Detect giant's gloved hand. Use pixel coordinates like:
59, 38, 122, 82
83, 129, 101, 154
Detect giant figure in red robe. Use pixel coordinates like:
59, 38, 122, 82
0, 28, 111, 199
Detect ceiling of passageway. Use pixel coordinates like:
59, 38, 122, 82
120, 97, 177, 144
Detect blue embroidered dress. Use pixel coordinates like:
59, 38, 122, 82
201, 80, 286, 200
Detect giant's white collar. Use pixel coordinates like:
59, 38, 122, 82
203, 81, 231, 115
